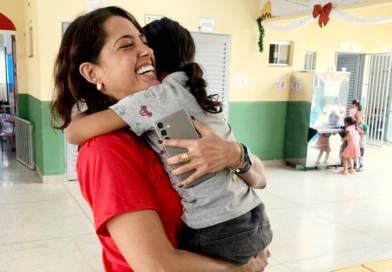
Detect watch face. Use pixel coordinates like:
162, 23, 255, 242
244, 145, 253, 165
248, 148, 254, 164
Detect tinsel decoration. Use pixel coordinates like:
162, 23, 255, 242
257, 12, 271, 52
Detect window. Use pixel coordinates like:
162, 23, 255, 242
304, 51, 317, 70
28, 27, 33, 57
269, 41, 292, 66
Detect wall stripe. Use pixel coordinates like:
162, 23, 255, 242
18, 94, 65, 175
228, 102, 288, 161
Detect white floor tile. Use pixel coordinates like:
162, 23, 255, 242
264, 264, 293, 272
340, 244, 392, 265
284, 254, 357, 272
0, 234, 103, 272
0, 183, 72, 205
0, 199, 94, 245
0, 141, 391, 271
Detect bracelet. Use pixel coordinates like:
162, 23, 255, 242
238, 162, 251, 174
227, 142, 245, 180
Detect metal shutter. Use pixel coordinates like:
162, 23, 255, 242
191, 32, 232, 120
336, 53, 364, 115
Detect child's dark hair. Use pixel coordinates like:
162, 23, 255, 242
143, 18, 222, 114
344, 116, 356, 126
352, 99, 362, 111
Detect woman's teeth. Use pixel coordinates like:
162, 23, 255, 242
137, 65, 154, 75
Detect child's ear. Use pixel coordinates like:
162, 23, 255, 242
79, 62, 102, 85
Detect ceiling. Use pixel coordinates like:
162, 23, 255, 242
260, 0, 388, 18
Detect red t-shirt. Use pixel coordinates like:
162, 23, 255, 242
76, 130, 183, 272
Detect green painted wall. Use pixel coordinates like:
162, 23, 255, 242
284, 101, 311, 159
16, 98, 288, 176
18, 94, 65, 175
228, 102, 288, 161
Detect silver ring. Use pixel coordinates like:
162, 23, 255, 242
181, 152, 189, 163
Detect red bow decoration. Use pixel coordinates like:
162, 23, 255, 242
312, 2, 333, 28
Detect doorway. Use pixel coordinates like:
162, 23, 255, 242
0, 13, 18, 118
337, 52, 392, 147
0, 13, 18, 158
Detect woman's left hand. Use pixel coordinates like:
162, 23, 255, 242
161, 119, 241, 188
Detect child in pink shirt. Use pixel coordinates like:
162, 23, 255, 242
339, 117, 361, 175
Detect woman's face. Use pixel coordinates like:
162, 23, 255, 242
97, 16, 160, 100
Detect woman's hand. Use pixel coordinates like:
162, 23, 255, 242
161, 119, 242, 187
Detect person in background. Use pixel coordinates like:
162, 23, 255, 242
339, 117, 361, 175
315, 133, 332, 165
354, 111, 368, 172
349, 99, 362, 118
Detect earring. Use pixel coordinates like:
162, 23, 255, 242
97, 82, 102, 91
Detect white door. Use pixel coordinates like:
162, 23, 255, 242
191, 32, 232, 120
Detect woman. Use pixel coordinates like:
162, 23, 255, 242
51, 6, 269, 272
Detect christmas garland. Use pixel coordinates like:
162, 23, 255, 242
257, 12, 271, 52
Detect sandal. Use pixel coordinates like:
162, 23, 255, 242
348, 169, 355, 174
339, 170, 348, 175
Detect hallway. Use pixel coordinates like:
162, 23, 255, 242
0, 141, 391, 272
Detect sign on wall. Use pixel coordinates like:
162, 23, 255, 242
145, 15, 163, 25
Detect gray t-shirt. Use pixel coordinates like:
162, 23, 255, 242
110, 72, 261, 229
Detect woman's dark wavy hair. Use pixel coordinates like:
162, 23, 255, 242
50, 6, 142, 130
143, 18, 222, 114
352, 99, 362, 111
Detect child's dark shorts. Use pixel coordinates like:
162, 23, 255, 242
178, 203, 273, 265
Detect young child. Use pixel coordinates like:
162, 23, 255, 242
354, 111, 368, 172
339, 117, 361, 175
349, 99, 362, 118
315, 133, 332, 165
67, 18, 272, 265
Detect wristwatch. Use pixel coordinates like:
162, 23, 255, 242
238, 144, 253, 174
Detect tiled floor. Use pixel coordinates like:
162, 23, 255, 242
0, 140, 391, 272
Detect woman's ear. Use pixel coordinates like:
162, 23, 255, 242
79, 62, 101, 85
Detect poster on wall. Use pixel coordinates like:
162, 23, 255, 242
145, 15, 163, 25
352, 42, 362, 52
198, 18, 215, 33
86, 0, 105, 13
381, 45, 390, 53
275, 80, 287, 91
291, 81, 302, 91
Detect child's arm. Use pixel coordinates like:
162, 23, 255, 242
238, 155, 266, 189
357, 124, 368, 136
66, 109, 128, 145
341, 130, 351, 142
68, 83, 181, 145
